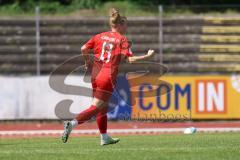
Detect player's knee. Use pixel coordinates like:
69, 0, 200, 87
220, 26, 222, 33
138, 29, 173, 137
97, 103, 108, 110
92, 98, 108, 109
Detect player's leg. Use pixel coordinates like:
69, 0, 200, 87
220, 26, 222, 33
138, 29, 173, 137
96, 105, 108, 135
93, 80, 120, 145
96, 101, 120, 145
62, 78, 119, 145
62, 97, 106, 143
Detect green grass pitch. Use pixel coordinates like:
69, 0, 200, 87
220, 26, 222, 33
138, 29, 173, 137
0, 133, 239, 160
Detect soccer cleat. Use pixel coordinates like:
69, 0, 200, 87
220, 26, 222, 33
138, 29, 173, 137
101, 137, 120, 146
62, 121, 73, 143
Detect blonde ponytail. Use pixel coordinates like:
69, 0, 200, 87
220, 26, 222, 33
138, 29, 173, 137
109, 8, 127, 27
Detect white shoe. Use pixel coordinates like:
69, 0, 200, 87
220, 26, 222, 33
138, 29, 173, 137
62, 121, 73, 143
101, 136, 120, 146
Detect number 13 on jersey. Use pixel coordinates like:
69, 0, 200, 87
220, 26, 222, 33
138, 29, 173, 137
99, 41, 113, 63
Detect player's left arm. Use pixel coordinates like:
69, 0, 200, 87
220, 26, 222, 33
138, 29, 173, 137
127, 49, 155, 64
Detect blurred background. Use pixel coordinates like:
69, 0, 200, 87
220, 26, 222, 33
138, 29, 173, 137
0, 0, 240, 136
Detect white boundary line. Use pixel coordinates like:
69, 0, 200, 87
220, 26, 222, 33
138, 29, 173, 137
0, 128, 240, 136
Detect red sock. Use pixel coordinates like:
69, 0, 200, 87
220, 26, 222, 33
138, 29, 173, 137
76, 105, 100, 124
96, 107, 108, 134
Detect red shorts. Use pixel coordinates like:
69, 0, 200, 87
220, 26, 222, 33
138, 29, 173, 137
92, 78, 114, 102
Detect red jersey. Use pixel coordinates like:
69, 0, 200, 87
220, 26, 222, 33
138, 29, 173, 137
83, 31, 133, 84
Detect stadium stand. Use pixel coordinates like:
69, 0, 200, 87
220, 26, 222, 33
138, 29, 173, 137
0, 17, 240, 75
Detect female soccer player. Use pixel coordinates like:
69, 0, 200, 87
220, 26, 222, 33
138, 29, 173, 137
62, 8, 154, 145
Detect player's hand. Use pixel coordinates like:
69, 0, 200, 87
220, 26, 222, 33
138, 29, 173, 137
84, 63, 88, 71
84, 60, 92, 71
147, 49, 155, 57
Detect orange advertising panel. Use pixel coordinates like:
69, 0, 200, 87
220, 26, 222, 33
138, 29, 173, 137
128, 75, 240, 119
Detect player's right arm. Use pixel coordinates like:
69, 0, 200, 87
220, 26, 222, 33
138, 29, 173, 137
81, 45, 91, 70
81, 36, 95, 70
